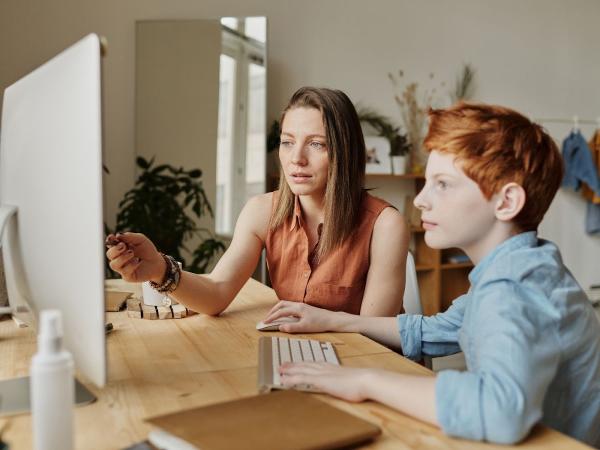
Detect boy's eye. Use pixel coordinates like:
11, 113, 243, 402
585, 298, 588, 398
436, 180, 448, 190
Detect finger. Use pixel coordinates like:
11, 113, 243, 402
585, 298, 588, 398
279, 362, 324, 375
116, 232, 148, 247
109, 250, 137, 272
280, 372, 324, 392
265, 300, 292, 317
279, 320, 308, 334
105, 234, 121, 247
106, 242, 128, 260
263, 305, 298, 324
120, 257, 142, 279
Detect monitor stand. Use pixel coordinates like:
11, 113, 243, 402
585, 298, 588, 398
0, 376, 96, 417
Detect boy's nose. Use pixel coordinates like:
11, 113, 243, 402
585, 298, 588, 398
413, 187, 430, 211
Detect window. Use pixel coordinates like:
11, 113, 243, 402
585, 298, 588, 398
216, 18, 267, 237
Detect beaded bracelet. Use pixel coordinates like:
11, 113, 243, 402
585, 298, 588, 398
149, 253, 181, 294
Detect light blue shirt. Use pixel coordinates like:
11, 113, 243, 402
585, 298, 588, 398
398, 232, 600, 446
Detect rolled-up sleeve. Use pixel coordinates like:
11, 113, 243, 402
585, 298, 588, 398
435, 280, 560, 444
398, 293, 468, 360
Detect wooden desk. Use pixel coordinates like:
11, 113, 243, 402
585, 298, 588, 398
0, 279, 591, 449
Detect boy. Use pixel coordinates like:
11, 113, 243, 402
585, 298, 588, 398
264, 103, 600, 446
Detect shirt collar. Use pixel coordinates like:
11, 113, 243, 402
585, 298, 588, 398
290, 195, 303, 231
468, 231, 538, 285
290, 195, 325, 233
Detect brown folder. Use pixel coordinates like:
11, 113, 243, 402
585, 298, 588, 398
145, 390, 381, 450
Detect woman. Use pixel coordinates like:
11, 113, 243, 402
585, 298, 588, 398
107, 87, 409, 317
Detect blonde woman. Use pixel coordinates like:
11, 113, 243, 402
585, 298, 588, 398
107, 87, 409, 319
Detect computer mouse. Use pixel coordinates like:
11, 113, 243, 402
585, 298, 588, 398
256, 316, 300, 331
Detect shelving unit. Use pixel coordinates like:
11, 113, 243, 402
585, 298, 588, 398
367, 173, 473, 316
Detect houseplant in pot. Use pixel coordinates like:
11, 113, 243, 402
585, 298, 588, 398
357, 107, 410, 174
105, 156, 225, 278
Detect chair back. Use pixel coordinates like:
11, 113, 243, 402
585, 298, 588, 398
403, 251, 422, 315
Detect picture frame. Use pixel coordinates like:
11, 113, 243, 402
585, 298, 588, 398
364, 136, 391, 174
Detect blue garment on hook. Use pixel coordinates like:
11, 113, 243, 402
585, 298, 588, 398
561, 131, 600, 195
585, 202, 600, 235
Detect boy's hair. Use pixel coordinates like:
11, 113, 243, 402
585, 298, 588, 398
423, 102, 563, 231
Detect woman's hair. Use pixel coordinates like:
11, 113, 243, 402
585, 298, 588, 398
270, 87, 366, 261
424, 102, 564, 231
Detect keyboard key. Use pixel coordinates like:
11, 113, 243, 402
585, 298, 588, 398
321, 342, 338, 364
290, 339, 303, 362
280, 337, 291, 364
300, 339, 314, 362
271, 338, 281, 386
310, 340, 325, 362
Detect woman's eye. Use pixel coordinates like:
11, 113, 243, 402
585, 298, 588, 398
309, 141, 325, 149
280, 141, 293, 147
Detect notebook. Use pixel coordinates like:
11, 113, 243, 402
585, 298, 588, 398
145, 390, 381, 450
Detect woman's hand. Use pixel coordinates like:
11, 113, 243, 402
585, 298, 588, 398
105, 232, 165, 283
263, 300, 341, 333
280, 362, 372, 402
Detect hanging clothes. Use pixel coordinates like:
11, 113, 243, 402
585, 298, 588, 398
561, 131, 600, 196
583, 131, 600, 234
581, 130, 600, 204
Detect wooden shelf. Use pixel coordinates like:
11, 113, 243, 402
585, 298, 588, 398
366, 173, 425, 180
416, 264, 435, 272
441, 262, 473, 270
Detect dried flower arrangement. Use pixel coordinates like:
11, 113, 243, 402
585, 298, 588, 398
388, 71, 444, 174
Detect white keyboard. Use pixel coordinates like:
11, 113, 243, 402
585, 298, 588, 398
258, 336, 340, 393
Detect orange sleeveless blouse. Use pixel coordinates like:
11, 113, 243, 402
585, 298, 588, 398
265, 191, 393, 314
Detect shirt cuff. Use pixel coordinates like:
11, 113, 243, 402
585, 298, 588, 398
397, 313, 423, 360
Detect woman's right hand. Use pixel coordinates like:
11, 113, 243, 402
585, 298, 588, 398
262, 300, 341, 333
105, 232, 166, 283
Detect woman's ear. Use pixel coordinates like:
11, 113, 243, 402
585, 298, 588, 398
494, 182, 526, 222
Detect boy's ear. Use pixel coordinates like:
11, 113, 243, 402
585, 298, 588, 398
494, 182, 526, 222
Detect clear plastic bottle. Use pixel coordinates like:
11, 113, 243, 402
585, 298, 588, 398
30, 310, 74, 450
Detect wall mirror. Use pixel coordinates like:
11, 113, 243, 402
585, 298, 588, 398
135, 17, 267, 247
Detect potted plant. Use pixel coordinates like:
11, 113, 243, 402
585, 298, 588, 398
105, 156, 225, 277
357, 108, 410, 174
389, 133, 411, 175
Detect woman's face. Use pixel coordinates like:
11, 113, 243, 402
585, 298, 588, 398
279, 107, 329, 198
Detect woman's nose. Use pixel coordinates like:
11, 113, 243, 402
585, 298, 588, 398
290, 145, 307, 165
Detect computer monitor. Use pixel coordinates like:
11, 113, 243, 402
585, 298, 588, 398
0, 34, 106, 388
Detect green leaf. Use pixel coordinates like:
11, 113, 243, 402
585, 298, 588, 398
136, 156, 150, 169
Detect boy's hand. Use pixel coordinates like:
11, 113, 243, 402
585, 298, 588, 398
280, 362, 372, 402
105, 232, 165, 283
262, 301, 339, 333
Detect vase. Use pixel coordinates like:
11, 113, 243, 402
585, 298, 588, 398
409, 143, 428, 175
391, 155, 407, 175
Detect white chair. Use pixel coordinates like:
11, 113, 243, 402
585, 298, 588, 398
403, 251, 467, 372
403, 251, 422, 315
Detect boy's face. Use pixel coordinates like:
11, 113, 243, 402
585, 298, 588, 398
414, 151, 499, 254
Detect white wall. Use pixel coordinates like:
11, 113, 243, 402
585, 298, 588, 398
1, 0, 599, 287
